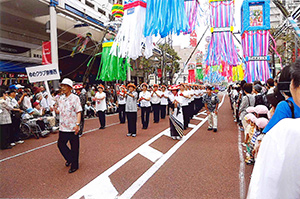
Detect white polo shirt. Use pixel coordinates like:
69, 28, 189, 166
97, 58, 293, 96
95, 91, 107, 111
151, 90, 161, 104
160, 90, 169, 105
139, 91, 151, 107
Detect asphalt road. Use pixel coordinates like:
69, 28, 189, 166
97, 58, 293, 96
0, 95, 253, 199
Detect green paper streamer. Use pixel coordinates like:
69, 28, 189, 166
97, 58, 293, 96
95, 44, 131, 81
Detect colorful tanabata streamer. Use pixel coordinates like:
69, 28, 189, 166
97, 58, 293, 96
184, 0, 203, 34
71, 33, 92, 57
111, 0, 153, 60
242, 30, 271, 82
94, 41, 131, 81
144, 0, 189, 38
204, 0, 240, 83
232, 64, 245, 82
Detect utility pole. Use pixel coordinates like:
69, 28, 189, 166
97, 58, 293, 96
50, 0, 59, 90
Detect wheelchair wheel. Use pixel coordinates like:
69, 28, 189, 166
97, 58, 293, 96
20, 123, 31, 139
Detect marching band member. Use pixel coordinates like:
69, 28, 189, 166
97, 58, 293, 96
125, 83, 138, 137
151, 84, 161, 123
160, 85, 169, 119
117, 85, 127, 124
138, 83, 151, 129
178, 83, 190, 130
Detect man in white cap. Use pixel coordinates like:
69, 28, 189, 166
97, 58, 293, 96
54, 78, 82, 173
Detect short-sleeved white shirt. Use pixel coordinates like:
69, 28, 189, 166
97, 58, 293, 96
58, 93, 83, 132
160, 91, 169, 105
151, 90, 161, 104
118, 91, 126, 105
139, 91, 151, 107
178, 90, 189, 106
95, 92, 107, 111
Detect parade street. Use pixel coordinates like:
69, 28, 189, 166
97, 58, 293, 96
0, 95, 253, 199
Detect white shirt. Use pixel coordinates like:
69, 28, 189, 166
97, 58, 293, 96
178, 90, 189, 106
117, 91, 127, 105
189, 89, 194, 102
95, 92, 107, 111
168, 93, 175, 103
194, 89, 200, 99
139, 91, 151, 107
40, 97, 49, 110
160, 90, 169, 105
151, 90, 161, 104
23, 96, 32, 109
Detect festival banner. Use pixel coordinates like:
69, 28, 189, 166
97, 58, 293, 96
42, 41, 52, 65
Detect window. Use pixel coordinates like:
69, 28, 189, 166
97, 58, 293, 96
86, 0, 94, 9
98, 8, 106, 15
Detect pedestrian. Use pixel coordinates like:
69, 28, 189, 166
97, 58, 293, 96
95, 84, 106, 129
6, 88, 24, 145
178, 83, 190, 130
203, 85, 220, 132
125, 83, 138, 137
138, 83, 151, 129
160, 85, 169, 119
169, 85, 184, 140
74, 84, 86, 135
55, 78, 82, 173
117, 85, 126, 124
0, 88, 15, 149
151, 84, 161, 123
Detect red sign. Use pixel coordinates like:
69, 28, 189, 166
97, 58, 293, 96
190, 30, 197, 47
157, 68, 162, 78
42, 41, 52, 65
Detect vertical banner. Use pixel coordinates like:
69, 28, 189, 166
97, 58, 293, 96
42, 41, 52, 65
157, 68, 162, 78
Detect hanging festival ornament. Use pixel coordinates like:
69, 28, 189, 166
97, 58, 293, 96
78, 32, 92, 53
70, 33, 92, 57
204, 0, 240, 83
144, 0, 189, 38
110, 0, 153, 60
241, 0, 277, 83
92, 41, 131, 81
184, 0, 204, 34
112, 4, 124, 18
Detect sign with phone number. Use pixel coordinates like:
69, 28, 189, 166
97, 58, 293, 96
25, 63, 60, 83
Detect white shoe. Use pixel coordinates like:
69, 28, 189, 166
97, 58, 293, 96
176, 136, 181, 140
172, 136, 176, 140
52, 126, 59, 131
10, 143, 16, 146
16, 140, 24, 144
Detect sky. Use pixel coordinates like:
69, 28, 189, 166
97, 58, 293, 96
170, 0, 244, 57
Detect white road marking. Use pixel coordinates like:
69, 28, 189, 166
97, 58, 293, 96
69, 94, 226, 199
188, 124, 197, 128
238, 125, 246, 199
138, 145, 163, 163
192, 117, 205, 121
0, 122, 120, 163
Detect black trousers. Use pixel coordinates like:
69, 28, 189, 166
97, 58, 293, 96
182, 106, 189, 129
58, 131, 79, 169
152, 104, 160, 123
97, 111, 106, 128
160, 105, 167, 119
118, 104, 126, 123
79, 111, 85, 135
126, 112, 137, 135
141, 107, 150, 129
11, 114, 21, 142
0, 124, 12, 149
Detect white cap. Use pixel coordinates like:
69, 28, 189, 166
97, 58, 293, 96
60, 78, 73, 88
16, 84, 24, 89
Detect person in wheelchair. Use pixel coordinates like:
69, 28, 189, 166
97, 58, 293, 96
21, 108, 50, 137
